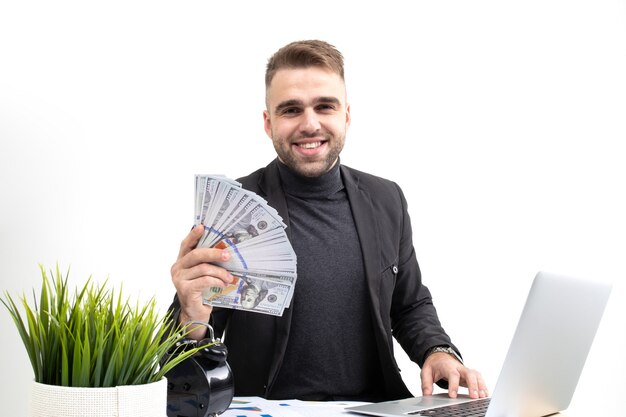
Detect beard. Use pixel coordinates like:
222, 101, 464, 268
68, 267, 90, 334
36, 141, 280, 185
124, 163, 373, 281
271, 131, 345, 178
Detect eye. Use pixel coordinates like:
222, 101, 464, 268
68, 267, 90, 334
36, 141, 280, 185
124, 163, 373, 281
316, 103, 337, 112
280, 107, 302, 116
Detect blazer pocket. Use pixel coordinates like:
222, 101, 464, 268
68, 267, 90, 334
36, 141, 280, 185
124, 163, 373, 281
380, 260, 399, 282
379, 260, 398, 314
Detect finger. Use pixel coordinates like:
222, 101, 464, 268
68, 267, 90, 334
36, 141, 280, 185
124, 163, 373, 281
176, 246, 231, 272
446, 369, 460, 399
177, 224, 205, 260
179, 263, 234, 289
462, 369, 480, 399
173, 266, 233, 301
477, 373, 489, 398
420, 366, 435, 396
460, 368, 489, 398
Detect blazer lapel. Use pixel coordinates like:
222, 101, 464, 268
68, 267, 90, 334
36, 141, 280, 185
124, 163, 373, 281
342, 166, 407, 398
341, 166, 383, 319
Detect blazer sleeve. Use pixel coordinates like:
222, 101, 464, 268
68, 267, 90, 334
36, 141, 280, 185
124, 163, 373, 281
388, 182, 461, 367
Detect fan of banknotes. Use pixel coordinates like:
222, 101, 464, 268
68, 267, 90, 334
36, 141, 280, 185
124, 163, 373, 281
193, 174, 297, 316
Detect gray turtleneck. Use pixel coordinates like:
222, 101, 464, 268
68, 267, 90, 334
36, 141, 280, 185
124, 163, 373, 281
269, 160, 384, 401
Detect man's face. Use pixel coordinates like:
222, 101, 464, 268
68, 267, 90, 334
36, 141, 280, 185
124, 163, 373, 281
264, 67, 351, 177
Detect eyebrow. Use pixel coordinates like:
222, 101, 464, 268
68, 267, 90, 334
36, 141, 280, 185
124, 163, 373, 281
274, 96, 342, 114
274, 99, 302, 114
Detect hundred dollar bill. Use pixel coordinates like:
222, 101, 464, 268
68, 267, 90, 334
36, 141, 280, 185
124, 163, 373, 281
199, 177, 226, 226
202, 275, 292, 316
199, 185, 241, 246
211, 189, 254, 231
224, 257, 297, 272
224, 199, 286, 233
230, 235, 296, 257
229, 271, 296, 307
204, 201, 287, 249
207, 192, 253, 245
194, 175, 208, 224
209, 185, 239, 227
213, 236, 297, 277
195, 175, 241, 225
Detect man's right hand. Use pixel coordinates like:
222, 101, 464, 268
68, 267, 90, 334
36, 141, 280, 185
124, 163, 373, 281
171, 224, 234, 340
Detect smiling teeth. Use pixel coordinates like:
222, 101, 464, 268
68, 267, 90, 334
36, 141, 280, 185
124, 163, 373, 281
298, 142, 322, 149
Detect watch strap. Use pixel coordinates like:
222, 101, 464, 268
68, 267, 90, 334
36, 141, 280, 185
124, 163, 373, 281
426, 345, 464, 364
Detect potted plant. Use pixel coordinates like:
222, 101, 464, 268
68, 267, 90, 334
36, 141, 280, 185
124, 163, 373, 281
2, 264, 203, 417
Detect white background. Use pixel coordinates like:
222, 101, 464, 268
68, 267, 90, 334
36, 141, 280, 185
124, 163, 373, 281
1, 1, 625, 416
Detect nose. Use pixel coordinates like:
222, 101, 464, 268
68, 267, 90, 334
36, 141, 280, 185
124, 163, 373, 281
300, 108, 321, 134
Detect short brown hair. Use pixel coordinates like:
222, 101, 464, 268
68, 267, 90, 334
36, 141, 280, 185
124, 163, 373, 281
265, 40, 345, 88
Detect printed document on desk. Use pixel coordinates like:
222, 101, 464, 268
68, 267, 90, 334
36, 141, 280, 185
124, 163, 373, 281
222, 396, 371, 417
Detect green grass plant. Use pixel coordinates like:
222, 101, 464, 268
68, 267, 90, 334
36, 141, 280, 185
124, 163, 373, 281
2, 264, 202, 387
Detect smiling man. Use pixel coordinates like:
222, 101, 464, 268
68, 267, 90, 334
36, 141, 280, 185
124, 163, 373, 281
169, 40, 487, 402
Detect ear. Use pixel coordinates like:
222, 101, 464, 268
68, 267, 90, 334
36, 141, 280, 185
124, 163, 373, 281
263, 110, 272, 139
345, 103, 351, 128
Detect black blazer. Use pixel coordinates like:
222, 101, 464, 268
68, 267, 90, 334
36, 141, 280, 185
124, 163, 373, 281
169, 159, 458, 400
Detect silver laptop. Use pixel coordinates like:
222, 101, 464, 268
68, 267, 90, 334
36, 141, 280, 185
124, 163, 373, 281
346, 271, 612, 417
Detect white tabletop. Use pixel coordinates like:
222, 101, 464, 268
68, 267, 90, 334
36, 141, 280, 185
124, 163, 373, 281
219, 396, 602, 417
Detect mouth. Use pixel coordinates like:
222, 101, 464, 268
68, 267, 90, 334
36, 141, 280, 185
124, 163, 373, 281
296, 141, 325, 149
292, 138, 328, 159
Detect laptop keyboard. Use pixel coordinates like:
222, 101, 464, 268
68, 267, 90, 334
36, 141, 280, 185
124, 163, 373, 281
406, 398, 491, 417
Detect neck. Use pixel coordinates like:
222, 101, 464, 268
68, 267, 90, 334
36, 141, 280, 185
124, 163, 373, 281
277, 159, 343, 198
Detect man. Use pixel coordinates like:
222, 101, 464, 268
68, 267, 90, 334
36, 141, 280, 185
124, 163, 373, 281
169, 40, 487, 402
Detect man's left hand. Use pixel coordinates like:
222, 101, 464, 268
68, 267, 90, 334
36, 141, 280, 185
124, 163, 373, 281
420, 352, 489, 399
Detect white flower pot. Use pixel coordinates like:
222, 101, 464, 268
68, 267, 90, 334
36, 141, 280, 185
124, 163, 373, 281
30, 378, 167, 417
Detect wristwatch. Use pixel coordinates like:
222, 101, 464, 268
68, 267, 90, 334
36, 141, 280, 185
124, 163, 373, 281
426, 345, 463, 364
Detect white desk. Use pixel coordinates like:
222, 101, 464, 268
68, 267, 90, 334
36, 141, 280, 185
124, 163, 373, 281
220, 396, 605, 417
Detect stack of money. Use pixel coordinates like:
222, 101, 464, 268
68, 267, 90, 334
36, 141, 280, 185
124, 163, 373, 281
194, 175, 297, 316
